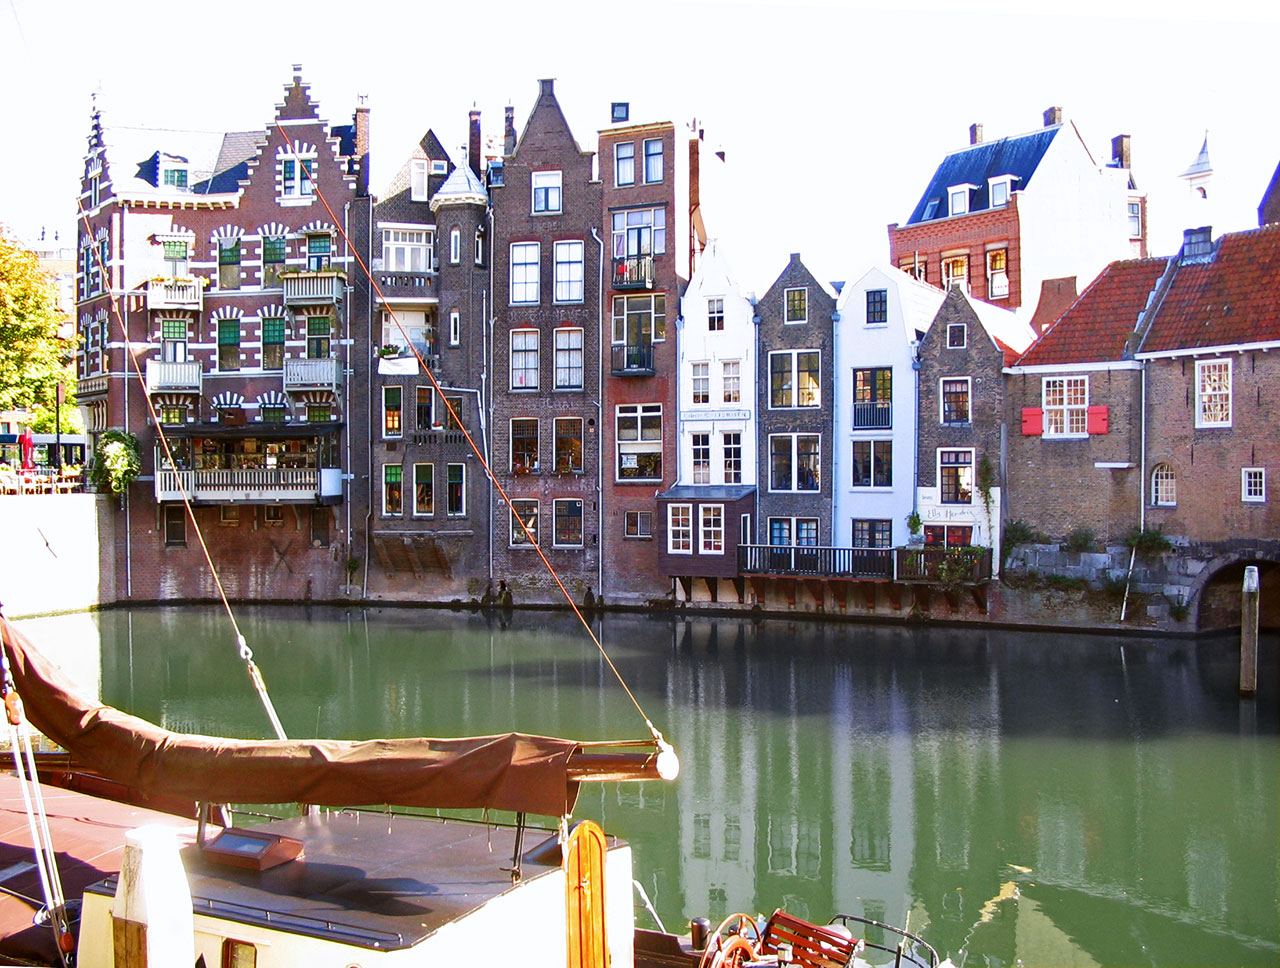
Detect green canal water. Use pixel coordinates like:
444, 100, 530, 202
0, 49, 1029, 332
17, 606, 1279, 967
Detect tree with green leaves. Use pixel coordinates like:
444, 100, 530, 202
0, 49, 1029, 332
0, 228, 80, 430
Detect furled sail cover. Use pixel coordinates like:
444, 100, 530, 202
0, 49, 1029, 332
1, 619, 581, 818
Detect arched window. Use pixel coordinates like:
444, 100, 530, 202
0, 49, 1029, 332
1151, 463, 1176, 507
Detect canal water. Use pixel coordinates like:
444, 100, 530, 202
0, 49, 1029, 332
16, 606, 1279, 967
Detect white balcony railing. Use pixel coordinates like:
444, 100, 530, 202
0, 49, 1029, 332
77, 375, 108, 398
155, 465, 321, 503
281, 270, 345, 305
145, 359, 202, 394
146, 277, 204, 311
283, 357, 341, 395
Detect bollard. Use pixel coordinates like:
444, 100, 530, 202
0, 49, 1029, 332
1240, 566, 1258, 697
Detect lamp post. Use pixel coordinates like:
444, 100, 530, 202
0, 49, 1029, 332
54, 382, 63, 473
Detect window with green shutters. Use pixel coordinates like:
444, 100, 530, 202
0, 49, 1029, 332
218, 320, 241, 371
162, 241, 188, 276
262, 317, 286, 370
261, 406, 286, 423
383, 464, 403, 515
307, 234, 330, 271
161, 317, 188, 363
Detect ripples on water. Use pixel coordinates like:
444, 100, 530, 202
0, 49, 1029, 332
19, 606, 1279, 967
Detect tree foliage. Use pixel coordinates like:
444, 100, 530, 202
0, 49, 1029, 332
89, 430, 140, 495
0, 229, 77, 422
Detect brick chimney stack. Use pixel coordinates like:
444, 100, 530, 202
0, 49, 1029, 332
1043, 106, 1063, 127
355, 99, 371, 196
1111, 134, 1132, 169
468, 108, 481, 178
504, 105, 516, 156
970, 123, 983, 145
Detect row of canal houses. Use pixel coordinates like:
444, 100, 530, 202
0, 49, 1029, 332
75, 68, 1279, 613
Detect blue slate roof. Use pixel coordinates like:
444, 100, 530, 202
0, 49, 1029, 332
332, 123, 356, 158
192, 161, 248, 194
905, 126, 1060, 224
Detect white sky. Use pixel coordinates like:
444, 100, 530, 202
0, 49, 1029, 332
3, 0, 1276, 294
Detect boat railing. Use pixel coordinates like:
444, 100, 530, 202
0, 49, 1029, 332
828, 913, 941, 968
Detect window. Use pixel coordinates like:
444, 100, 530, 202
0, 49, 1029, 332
306, 317, 331, 358
223, 938, 257, 968
784, 287, 807, 323
383, 386, 402, 438
707, 297, 724, 331
770, 351, 820, 408
1128, 200, 1142, 238
989, 178, 1010, 207
1043, 376, 1087, 436
414, 463, 434, 514
899, 257, 926, 282
615, 143, 635, 186
1151, 464, 1176, 507
939, 450, 973, 504
611, 293, 666, 344
853, 368, 892, 429
770, 434, 820, 491
510, 329, 539, 389
949, 186, 969, 215
510, 500, 539, 546
553, 327, 584, 389
1242, 468, 1266, 503
384, 229, 432, 272
449, 309, 461, 346
668, 505, 693, 554
219, 505, 240, 526
159, 405, 187, 424
643, 138, 663, 183
262, 236, 286, 287
866, 289, 887, 324
511, 418, 539, 473
306, 404, 332, 422
282, 157, 315, 198
410, 159, 429, 201
700, 505, 724, 554
692, 433, 711, 484
311, 507, 330, 548
475, 228, 484, 265
382, 310, 430, 353
769, 517, 818, 546
852, 440, 892, 488
263, 505, 285, 526
853, 519, 892, 549
924, 524, 972, 547
692, 363, 709, 404
554, 241, 584, 302
442, 394, 464, 430
416, 386, 433, 429
161, 318, 188, 363
611, 209, 666, 258
306, 234, 330, 271
532, 170, 562, 213
723, 361, 740, 403
218, 239, 241, 290
947, 323, 966, 349
447, 464, 465, 515
163, 240, 189, 277
383, 464, 403, 515
555, 417, 583, 473
218, 319, 241, 371
554, 499, 584, 548
616, 403, 662, 481
431, 159, 448, 175
1195, 359, 1231, 427
941, 378, 971, 425
510, 242, 539, 304
261, 406, 286, 423
942, 256, 968, 291
723, 432, 742, 484
449, 227, 461, 265
261, 317, 285, 370
987, 248, 1009, 298
625, 510, 652, 538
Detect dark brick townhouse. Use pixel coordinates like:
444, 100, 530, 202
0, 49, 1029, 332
75, 67, 360, 601
488, 80, 603, 603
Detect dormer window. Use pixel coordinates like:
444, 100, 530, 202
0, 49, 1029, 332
988, 176, 1013, 207
411, 160, 429, 201
162, 167, 188, 189
430, 159, 448, 175
922, 199, 939, 220
948, 185, 975, 216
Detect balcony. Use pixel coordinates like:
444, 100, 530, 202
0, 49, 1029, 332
739, 544, 895, 579
895, 546, 991, 583
611, 342, 654, 376
377, 271, 437, 300
284, 357, 341, 396
281, 270, 346, 306
77, 376, 108, 400
154, 464, 342, 504
851, 401, 892, 430
146, 277, 203, 311
145, 359, 202, 395
612, 255, 653, 290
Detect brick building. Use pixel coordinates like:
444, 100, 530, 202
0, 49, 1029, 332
889, 108, 1145, 321
75, 67, 361, 601
488, 80, 603, 603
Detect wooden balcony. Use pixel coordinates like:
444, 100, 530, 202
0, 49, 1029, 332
144, 359, 201, 395
154, 464, 342, 504
895, 546, 992, 583
146, 277, 203, 311
281, 270, 346, 306
284, 357, 341, 396
737, 544, 992, 583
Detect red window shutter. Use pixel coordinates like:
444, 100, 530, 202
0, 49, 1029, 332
1087, 405, 1109, 434
1021, 407, 1043, 436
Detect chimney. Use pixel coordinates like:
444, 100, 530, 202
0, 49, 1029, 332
1043, 106, 1063, 127
354, 101, 371, 196
538, 78, 555, 98
970, 123, 983, 145
1111, 134, 1131, 169
468, 108, 482, 179
503, 105, 516, 156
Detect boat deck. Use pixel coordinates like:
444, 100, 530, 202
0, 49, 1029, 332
87, 811, 577, 951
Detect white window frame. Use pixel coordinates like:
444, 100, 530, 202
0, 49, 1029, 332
948, 184, 972, 216
449, 227, 461, 265
723, 431, 742, 485
510, 329, 539, 390
430, 159, 448, 175
382, 463, 403, 516
382, 386, 403, 439
1151, 464, 1176, 507
1128, 199, 1143, 239
553, 240, 584, 303
531, 170, 562, 214
940, 376, 971, 426
1043, 375, 1089, 438
510, 417, 540, 474
939, 449, 975, 505
474, 228, 484, 265
554, 327, 584, 389
509, 242, 540, 304
768, 434, 821, 493
552, 498, 584, 549
643, 138, 664, 184
383, 228, 433, 273
280, 155, 316, 200
410, 159, 429, 201
1242, 467, 1265, 503
988, 176, 1012, 207
449, 309, 461, 346
611, 208, 666, 258
624, 510, 652, 538
615, 142, 635, 187
947, 322, 967, 348
707, 297, 724, 331
1195, 358, 1232, 428
510, 499, 539, 547
668, 504, 693, 554
722, 360, 740, 403
784, 287, 807, 323
700, 504, 724, 555
446, 463, 466, 516
692, 433, 711, 485
942, 255, 969, 292
616, 403, 663, 482
769, 350, 821, 409
691, 362, 710, 405
986, 247, 1009, 299
413, 462, 434, 516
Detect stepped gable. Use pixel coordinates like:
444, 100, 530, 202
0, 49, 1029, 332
1141, 223, 1280, 354
1015, 257, 1169, 366
276, 67, 320, 122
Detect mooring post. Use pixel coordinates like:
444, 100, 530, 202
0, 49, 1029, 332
1240, 566, 1258, 697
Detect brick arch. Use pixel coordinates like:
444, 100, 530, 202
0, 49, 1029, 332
1185, 548, 1280, 626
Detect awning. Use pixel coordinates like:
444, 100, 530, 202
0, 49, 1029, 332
167, 421, 343, 440
656, 484, 756, 501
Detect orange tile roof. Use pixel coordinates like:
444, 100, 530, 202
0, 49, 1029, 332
1013, 257, 1169, 366
1141, 222, 1280, 353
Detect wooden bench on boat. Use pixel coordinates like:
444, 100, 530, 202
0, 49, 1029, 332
758, 909, 859, 968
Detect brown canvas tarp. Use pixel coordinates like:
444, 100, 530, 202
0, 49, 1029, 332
0, 618, 581, 818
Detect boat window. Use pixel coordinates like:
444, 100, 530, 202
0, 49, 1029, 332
222, 939, 256, 968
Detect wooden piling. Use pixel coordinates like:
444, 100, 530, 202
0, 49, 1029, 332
1240, 566, 1258, 697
